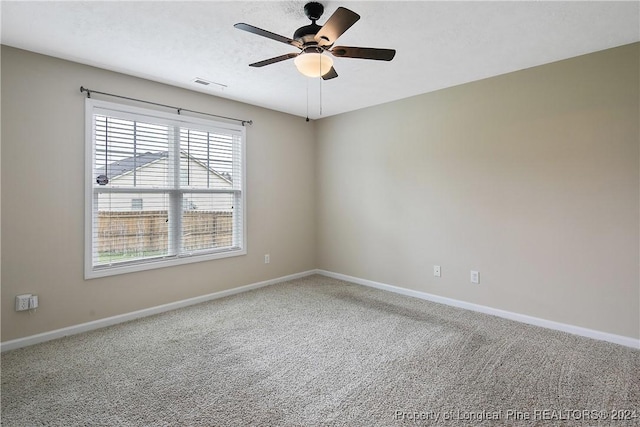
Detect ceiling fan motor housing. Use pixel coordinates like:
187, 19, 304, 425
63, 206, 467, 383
294, 23, 323, 45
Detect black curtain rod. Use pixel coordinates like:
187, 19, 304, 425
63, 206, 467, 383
80, 86, 253, 126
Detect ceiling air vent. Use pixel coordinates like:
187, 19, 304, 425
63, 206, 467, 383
192, 78, 227, 90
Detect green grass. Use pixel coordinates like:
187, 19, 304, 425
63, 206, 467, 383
98, 250, 167, 264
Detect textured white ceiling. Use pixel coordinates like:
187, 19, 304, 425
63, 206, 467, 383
2, 1, 639, 120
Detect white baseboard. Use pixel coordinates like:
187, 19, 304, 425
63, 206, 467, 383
4, 269, 638, 352
1, 270, 316, 352
316, 269, 640, 350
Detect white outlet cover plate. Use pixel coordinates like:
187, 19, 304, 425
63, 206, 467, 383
471, 270, 480, 284
15, 294, 31, 311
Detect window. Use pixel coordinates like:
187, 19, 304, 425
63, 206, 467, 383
131, 198, 143, 210
85, 99, 246, 279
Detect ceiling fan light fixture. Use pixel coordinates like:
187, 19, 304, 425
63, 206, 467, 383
235, 3, 394, 82
294, 52, 333, 77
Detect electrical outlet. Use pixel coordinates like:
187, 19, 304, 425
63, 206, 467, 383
434, 265, 441, 277
264, 254, 270, 264
15, 294, 31, 311
471, 270, 480, 284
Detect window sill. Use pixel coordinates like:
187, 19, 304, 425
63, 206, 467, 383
85, 247, 246, 279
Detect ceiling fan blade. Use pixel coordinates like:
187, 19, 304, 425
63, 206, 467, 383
249, 53, 299, 68
234, 23, 302, 49
322, 67, 338, 80
314, 7, 360, 47
330, 46, 396, 61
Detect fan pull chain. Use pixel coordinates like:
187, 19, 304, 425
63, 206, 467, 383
319, 59, 323, 117
319, 77, 323, 117
305, 77, 310, 122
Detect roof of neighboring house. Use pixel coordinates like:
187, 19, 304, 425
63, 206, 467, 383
96, 151, 232, 183
96, 151, 167, 180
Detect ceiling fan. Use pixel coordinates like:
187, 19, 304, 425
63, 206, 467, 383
234, 2, 396, 80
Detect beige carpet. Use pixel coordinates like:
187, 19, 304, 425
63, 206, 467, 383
2, 274, 639, 426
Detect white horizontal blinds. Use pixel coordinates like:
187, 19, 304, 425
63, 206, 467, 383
93, 114, 172, 267
231, 133, 244, 248
90, 103, 244, 273
179, 128, 241, 253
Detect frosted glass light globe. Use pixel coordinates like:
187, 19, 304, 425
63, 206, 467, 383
294, 53, 334, 78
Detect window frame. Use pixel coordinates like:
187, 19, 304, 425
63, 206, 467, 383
84, 98, 247, 279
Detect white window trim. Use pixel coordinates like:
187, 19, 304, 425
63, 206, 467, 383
84, 98, 247, 279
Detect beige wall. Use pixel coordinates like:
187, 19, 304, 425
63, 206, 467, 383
2, 43, 639, 343
316, 43, 639, 339
1, 46, 316, 341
